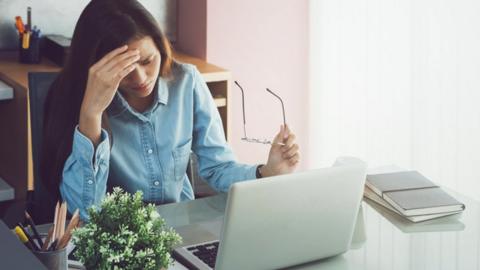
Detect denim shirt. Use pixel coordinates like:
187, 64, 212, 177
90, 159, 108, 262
60, 62, 258, 220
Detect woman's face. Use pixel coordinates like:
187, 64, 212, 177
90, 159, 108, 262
118, 35, 161, 99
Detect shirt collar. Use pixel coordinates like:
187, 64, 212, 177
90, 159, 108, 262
156, 77, 169, 105
107, 77, 169, 117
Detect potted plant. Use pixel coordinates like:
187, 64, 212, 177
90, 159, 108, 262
72, 187, 182, 270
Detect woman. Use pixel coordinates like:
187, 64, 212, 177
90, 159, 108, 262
41, 0, 300, 221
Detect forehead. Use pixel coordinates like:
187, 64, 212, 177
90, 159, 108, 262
127, 36, 158, 54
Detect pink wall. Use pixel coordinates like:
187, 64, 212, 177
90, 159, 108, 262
178, 0, 310, 170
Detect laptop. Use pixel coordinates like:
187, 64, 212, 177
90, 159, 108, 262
0, 220, 48, 270
173, 164, 366, 270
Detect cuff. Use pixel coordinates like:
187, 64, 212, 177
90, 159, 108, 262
72, 125, 110, 170
246, 165, 258, 181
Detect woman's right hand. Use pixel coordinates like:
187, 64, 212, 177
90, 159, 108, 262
79, 45, 140, 146
81, 45, 140, 116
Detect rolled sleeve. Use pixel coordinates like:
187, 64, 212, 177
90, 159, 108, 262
191, 67, 258, 192
72, 126, 109, 172
60, 126, 110, 221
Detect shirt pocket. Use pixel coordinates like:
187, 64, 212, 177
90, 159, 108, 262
172, 139, 192, 182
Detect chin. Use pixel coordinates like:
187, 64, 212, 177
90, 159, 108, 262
126, 85, 155, 98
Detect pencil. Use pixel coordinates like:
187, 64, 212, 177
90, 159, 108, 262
57, 209, 80, 250
58, 201, 67, 241
41, 226, 54, 251
48, 239, 58, 251
52, 201, 60, 244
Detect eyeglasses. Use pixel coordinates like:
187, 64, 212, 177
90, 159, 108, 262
234, 81, 286, 146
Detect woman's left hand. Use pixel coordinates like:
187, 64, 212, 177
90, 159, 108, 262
260, 124, 300, 177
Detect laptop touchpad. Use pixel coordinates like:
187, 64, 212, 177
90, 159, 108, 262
174, 218, 224, 246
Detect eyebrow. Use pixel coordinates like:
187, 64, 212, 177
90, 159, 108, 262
139, 54, 154, 62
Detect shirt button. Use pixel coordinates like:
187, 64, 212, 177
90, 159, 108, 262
87, 180, 93, 185
147, 149, 153, 154
154, 181, 160, 186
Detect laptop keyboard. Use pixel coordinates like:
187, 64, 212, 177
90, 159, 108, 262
186, 241, 219, 268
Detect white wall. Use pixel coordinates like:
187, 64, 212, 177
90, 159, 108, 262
310, 0, 480, 201
0, 0, 176, 49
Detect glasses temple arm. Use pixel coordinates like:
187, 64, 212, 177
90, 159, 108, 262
234, 81, 248, 138
266, 88, 286, 127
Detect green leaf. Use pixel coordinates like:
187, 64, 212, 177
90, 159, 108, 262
72, 188, 182, 269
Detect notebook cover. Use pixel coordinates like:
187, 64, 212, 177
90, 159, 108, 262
385, 187, 465, 214
364, 186, 462, 222
366, 171, 436, 195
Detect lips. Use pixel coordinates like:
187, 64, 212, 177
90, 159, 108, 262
132, 81, 152, 92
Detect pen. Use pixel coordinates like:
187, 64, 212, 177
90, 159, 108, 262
27, 7, 31, 31
14, 226, 33, 250
22, 31, 30, 49
18, 223, 41, 250
14, 225, 37, 250
31, 26, 41, 39
15, 16, 25, 34
25, 211, 44, 248
34, 29, 42, 39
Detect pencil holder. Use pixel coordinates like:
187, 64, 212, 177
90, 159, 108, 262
18, 34, 41, 64
32, 247, 68, 270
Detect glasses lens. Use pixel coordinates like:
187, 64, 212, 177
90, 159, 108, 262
242, 137, 272, 145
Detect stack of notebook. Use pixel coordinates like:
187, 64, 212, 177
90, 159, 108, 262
364, 171, 465, 222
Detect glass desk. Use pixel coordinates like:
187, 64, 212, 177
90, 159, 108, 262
157, 190, 479, 270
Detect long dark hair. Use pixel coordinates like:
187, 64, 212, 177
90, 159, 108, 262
41, 0, 173, 202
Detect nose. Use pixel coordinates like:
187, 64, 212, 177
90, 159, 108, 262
128, 65, 147, 84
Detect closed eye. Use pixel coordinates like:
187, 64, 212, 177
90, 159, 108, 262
140, 59, 151, 65
139, 54, 154, 66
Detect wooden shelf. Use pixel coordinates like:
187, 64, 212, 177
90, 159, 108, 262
174, 52, 231, 82
0, 50, 231, 199
0, 51, 229, 89
214, 96, 227, 107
